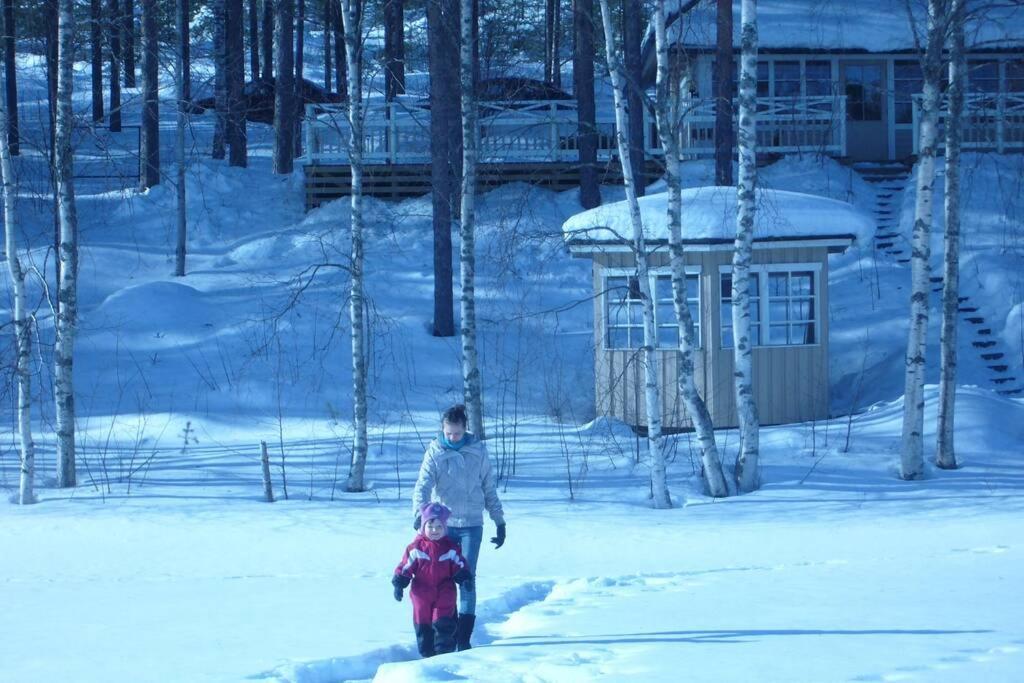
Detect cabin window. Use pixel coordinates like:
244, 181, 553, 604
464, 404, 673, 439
894, 60, 923, 124
720, 267, 818, 348
968, 60, 1000, 93
604, 272, 700, 350
845, 63, 883, 121
774, 61, 801, 98
1006, 60, 1024, 92
805, 61, 833, 97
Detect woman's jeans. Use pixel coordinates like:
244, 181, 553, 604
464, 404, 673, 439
446, 525, 483, 615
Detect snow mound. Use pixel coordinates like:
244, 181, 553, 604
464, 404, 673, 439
90, 281, 221, 334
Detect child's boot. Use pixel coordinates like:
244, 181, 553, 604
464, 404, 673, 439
433, 615, 457, 655
455, 614, 476, 651
415, 623, 435, 658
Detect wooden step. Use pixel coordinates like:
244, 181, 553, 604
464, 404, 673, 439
981, 353, 1004, 361
973, 341, 997, 348
876, 242, 894, 249
988, 364, 1009, 372
966, 317, 984, 324
978, 328, 992, 335
958, 306, 978, 313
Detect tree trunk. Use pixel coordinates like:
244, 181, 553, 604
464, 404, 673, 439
3, 0, 20, 154
108, 0, 122, 131
732, 0, 759, 493
140, 0, 159, 189
1, 88, 34, 504
545, 0, 556, 84
55, 0, 79, 489
333, 0, 347, 101
273, 0, 295, 173
459, 0, 484, 439
175, 0, 188, 277
181, 0, 191, 102
428, 0, 456, 337
599, 0, 670, 508
123, 0, 135, 88
340, 0, 368, 493
573, 0, 599, 209
213, 0, 228, 159
936, 0, 963, 471
714, 0, 734, 185
623, 0, 645, 196
228, 0, 248, 166
249, 0, 259, 79
91, 0, 104, 122
262, 0, 274, 79
384, 0, 405, 100
294, 0, 305, 158
900, 0, 947, 481
553, 0, 561, 88
653, 0, 729, 498
324, 0, 332, 92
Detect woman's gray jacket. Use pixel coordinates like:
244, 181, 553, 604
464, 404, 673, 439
412, 434, 505, 528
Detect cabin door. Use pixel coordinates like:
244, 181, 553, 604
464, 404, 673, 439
841, 61, 889, 161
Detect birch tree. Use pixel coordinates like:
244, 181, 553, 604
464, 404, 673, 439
459, 0, 484, 439
572, 0, 599, 209
598, 0, 670, 508
936, 0, 963, 470
175, 0, 188, 277
340, 0, 368, 492
653, 0, 729, 498
139, 0, 159, 189
900, 0, 950, 480
54, 0, 79, 488
732, 0, 759, 492
1, 91, 34, 504
3, 0, 20, 154
273, 0, 295, 173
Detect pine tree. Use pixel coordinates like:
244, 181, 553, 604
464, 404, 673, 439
572, 0, 599, 209
91, 0, 104, 122
273, 0, 295, 173
139, 0, 159, 188
715, 0, 734, 186
108, 0, 122, 132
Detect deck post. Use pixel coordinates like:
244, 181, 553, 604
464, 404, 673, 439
305, 103, 316, 162
838, 96, 847, 157
996, 92, 1005, 153
388, 100, 398, 163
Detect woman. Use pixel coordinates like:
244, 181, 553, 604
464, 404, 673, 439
412, 404, 506, 651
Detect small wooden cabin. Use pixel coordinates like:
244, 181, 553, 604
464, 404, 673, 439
563, 187, 870, 429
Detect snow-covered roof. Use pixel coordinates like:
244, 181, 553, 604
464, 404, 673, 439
562, 186, 872, 250
649, 0, 1024, 54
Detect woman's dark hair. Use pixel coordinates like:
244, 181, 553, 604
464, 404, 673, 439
442, 404, 468, 427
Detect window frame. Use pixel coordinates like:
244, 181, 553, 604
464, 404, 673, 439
602, 267, 702, 352
718, 263, 823, 350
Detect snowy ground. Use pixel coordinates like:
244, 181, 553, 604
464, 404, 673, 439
1, 48, 1023, 682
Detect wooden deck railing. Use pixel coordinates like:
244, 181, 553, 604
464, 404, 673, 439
913, 92, 1024, 154
304, 95, 847, 165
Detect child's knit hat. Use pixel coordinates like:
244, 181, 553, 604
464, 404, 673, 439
420, 502, 452, 530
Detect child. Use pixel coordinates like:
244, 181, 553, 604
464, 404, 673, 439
392, 502, 474, 657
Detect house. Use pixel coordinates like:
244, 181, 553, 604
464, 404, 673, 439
643, 0, 1024, 161
562, 187, 873, 429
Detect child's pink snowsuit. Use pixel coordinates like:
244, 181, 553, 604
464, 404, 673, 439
395, 535, 468, 625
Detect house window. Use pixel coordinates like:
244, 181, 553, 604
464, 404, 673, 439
774, 61, 801, 98
720, 272, 761, 348
721, 267, 819, 348
805, 61, 833, 97
1006, 60, 1024, 92
844, 63, 883, 121
894, 60, 923, 124
968, 60, 1000, 93
605, 272, 700, 350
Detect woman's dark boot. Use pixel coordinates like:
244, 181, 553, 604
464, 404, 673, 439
415, 623, 436, 657
455, 613, 476, 651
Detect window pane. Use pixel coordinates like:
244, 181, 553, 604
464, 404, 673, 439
750, 299, 761, 322
769, 272, 788, 296
969, 60, 999, 92
1008, 60, 1024, 92
770, 300, 788, 323
687, 302, 700, 326
721, 274, 732, 299
655, 275, 673, 301
768, 324, 789, 345
657, 302, 676, 326
720, 302, 732, 326
751, 324, 761, 346
791, 272, 813, 295
894, 60, 922, 80
629, 302, 644, 325
609, 303, 630, 326
775, 61, 800, 81
791, 299, 812, 321
627, 276, 642, 300
721, 328, 734, 349
607, 276, 627, 301
608, 327, 629, 349
658, 326, 679, 348
686, 274, 699, 300
792, 323, 815, 345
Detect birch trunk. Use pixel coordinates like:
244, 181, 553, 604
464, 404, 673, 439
273, 0, 295, 173
936, 0, 963, 470
108, 0, 122, 132
732, 0, 759, 493
459, 0, 484, 439
55, 0, 78, 488
901, 0, 947, 480
2, 0, 19, 154
572, 0, 599, 209
175, 0, 188, 277
598, 0, 670, 508
140, 0, 159, 188
213, 0, 227, 159
340, 0, 368, 492
1, 93, 34, 504
653, 0, 729, 498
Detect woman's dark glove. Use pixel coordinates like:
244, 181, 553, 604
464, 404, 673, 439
453, 569, 474, 593
491, 523, 506, 549
392, 574, 411, 601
